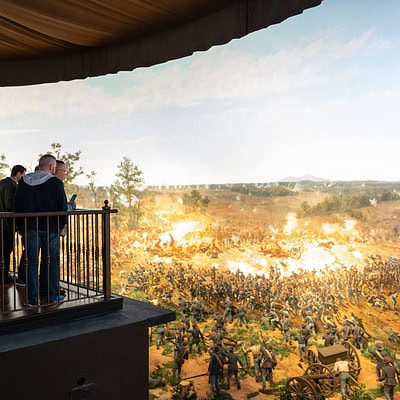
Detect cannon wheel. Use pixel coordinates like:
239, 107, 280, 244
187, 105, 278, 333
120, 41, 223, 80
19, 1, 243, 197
286, 376, 318, 400
304, 363, 336, 397
344, 341, 361, 374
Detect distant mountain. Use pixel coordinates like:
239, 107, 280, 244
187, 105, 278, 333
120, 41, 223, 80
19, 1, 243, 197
278, 174, 329, 183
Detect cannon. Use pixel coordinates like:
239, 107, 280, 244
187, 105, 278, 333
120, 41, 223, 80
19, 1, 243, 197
285, 342, 365, 400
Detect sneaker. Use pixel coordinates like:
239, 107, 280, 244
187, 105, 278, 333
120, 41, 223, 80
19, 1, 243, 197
49, 295, 65, 304
24, 301, 40, 308
16, 279, 26, 288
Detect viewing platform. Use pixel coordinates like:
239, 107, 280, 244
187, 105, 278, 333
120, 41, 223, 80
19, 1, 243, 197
0, 204, 175, 399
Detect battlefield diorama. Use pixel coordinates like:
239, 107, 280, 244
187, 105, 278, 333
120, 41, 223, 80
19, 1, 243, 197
108, 180, 400, 400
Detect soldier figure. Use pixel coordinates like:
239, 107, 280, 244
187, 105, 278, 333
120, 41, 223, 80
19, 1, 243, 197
181, 313, 191, 332
223, 298, 233, 323
333, 357, 351, 400
236, 303, 249, 328
324, 316, 339, 343
173, 327, 185, 347
323, 329, 336, 346
243, 341, 263, 382
213, 314, 225, 332
281, 316, 292, 344
225, 347, 244, 390
377, 357, 400, 400
294, 331, 308, 362
260, 344, 277, 390
268, 310, 281, 330
156, 324, 165, 349
209, 329, 223, 347
173, 339, 189, 382
339, 321, 353, 342
208, 346, 224, 398
177, 297, 187, 314
191, 299, 204, 321
304, 312, 316, 337
187, 322, 204, 355
352, 321, 365, 350
369, 341, 391, 378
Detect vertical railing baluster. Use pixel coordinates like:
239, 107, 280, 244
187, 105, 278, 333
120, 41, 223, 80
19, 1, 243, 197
94, 214, 99, 293
95, 214, 100, 294
102, 201, 111, 300
84, 213, 89, 295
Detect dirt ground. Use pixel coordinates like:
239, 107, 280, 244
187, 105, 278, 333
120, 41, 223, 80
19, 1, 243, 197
148, 293, 400, 400
117, 189, 400, 400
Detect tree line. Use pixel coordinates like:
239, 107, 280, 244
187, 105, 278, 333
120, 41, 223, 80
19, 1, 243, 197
0, 144, 144, 228
298, 190, 400, 219
0, 144, 211, 229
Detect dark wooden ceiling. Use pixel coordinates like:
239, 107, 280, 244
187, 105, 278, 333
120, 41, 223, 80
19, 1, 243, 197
0, 0, 323, 86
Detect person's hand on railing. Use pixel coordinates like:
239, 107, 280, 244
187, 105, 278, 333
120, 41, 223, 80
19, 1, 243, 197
60, 224, 67, 237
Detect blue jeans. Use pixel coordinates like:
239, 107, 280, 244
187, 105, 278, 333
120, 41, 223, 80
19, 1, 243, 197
27, 230, 59, 305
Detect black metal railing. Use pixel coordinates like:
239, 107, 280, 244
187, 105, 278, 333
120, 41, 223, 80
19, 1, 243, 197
0, 204, 117, 316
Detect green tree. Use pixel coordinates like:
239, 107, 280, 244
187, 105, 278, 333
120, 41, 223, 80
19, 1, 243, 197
0, 153, 9, 179
112, 157, 144, 227
182, 189, 210, 212
41, 143, 84, 190
298, 201, 311, 217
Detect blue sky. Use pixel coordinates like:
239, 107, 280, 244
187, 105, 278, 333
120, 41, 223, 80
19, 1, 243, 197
1, 0, 399, 187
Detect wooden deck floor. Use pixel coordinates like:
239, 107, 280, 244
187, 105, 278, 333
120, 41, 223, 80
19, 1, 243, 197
0, 280, 123, 335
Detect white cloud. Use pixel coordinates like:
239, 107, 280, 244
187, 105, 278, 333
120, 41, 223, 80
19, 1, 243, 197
1, 14, 399, 186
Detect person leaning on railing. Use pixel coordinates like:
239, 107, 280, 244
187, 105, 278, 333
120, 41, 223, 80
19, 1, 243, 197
14, 154, 67, 307
0, 164, 26, 284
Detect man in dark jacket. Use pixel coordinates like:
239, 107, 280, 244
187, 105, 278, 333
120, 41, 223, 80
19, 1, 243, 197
0, 165, 26, 284
14, 154, 67, 306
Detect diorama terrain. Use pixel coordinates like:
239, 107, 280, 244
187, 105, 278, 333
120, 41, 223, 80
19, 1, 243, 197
109, 184, 400, 400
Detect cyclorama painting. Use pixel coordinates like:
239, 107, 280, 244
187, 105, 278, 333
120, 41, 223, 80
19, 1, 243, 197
108, 178, 400, 400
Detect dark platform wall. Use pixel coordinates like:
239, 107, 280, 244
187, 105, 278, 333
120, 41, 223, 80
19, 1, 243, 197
3, 322, 147, 399
0, 298, 175, 399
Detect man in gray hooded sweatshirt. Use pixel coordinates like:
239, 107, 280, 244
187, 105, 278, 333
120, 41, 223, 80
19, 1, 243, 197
14, 154, 67, 307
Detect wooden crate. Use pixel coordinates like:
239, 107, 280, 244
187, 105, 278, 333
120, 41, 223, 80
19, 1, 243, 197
318, 344, 348, 365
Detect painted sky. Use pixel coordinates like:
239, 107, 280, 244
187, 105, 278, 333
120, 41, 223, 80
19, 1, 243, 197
1, 0, 399, 187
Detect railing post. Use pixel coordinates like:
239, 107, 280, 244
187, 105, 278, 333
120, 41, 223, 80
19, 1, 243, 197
102, 201, 112, 300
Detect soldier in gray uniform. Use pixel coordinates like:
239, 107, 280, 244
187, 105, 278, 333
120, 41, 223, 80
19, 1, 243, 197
352, 321, 365, 350
187, 322, 204, 355
294, 331, 308, 362
236, 303, 248, 328
156, 324, 165, 349
369, 341, 391, 378
377, 357, 400, 400
223, 298, 233, 323
281, 316, 292, 344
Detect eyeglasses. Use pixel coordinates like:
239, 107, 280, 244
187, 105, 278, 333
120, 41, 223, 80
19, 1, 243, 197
56, 169, 67, 173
